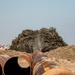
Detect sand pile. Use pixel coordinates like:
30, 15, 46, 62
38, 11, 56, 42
10, 27, 67, 53
45, 45, 75, 63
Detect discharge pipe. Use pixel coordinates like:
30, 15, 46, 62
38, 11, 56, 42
32, 50, 75, 75
0, 53, 32, 75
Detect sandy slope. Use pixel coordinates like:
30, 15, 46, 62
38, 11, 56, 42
45, 45, 75, 73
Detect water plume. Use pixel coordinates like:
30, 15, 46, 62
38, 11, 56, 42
33, 32, 42, 52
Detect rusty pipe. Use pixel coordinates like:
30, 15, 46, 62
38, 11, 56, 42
0, 54, 11, 75
32, 50, 75, 75
0, 53, 32, 75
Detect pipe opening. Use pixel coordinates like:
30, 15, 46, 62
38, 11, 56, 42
0, 65, 2, 75
4, 57, 31, 75
18, 57, 29, 68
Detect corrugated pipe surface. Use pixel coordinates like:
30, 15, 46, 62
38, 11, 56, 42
32, 50, 75, 75
0, 53, 32, 75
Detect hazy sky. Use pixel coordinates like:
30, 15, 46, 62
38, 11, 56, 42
0, 0, 75, 45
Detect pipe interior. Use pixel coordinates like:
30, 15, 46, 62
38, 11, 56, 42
0, 65, 2, 75
4, 57, 30, 75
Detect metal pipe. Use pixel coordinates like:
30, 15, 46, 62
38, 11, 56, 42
0, 54, 11, 75
0, 53, 32, 75
32, 50, 75, 75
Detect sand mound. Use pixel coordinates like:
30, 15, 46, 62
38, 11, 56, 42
45, 45, 75, 63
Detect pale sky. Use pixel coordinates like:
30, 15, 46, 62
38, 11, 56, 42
0, 0, 75, 45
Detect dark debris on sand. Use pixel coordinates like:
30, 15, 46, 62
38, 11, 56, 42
10, 27, 67, 53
